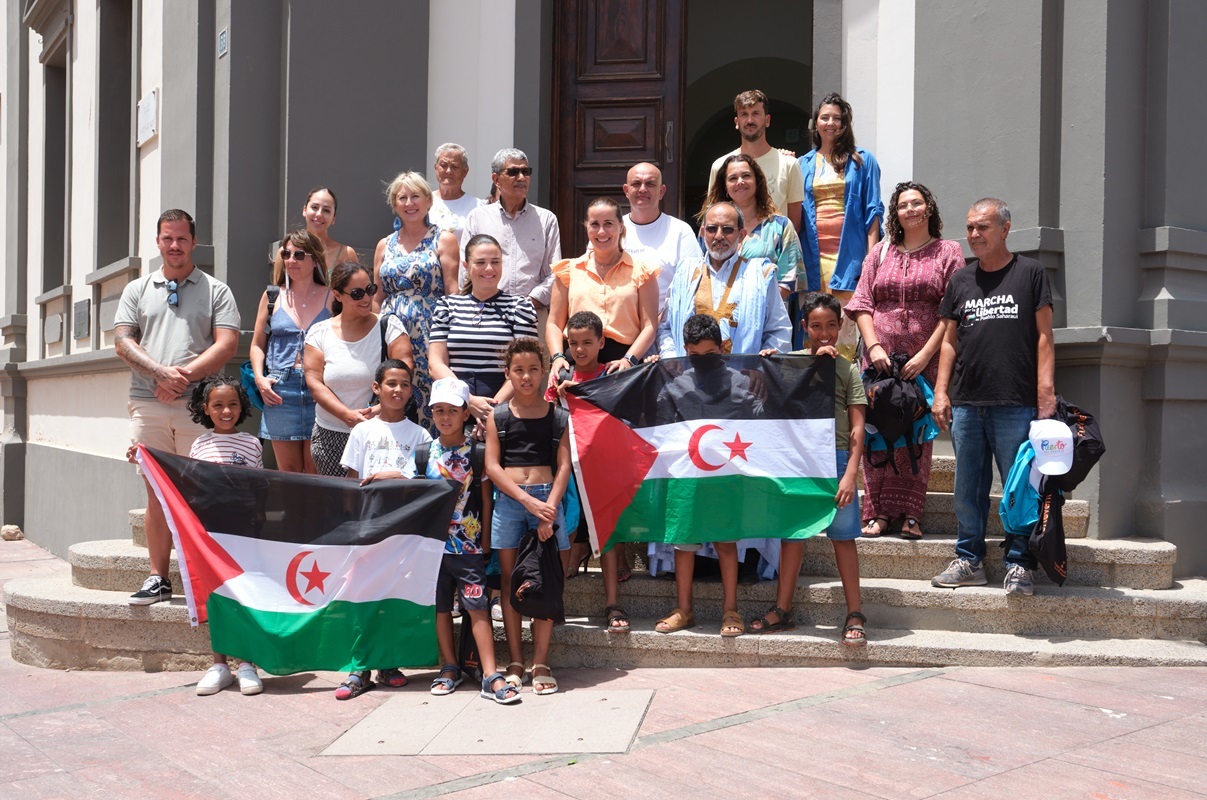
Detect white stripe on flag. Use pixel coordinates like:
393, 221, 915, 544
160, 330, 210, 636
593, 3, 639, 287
634, 418, 836, 481
209, 532, 445, 614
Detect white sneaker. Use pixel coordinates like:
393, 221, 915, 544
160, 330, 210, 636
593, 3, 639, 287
237, 662, 263, 695
196, 663, 234, 696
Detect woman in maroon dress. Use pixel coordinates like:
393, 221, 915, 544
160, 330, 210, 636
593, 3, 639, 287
845, 182, 963, 538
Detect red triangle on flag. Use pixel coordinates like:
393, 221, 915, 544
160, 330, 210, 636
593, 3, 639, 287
566, 395, 658, 553
139, 446, 244, 624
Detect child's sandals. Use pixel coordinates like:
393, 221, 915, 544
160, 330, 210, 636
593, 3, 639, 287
334, 671, 375, 700
503, 661, 527, 689
748, 605, 795, 634
376, 668, 408, 688
842, 611, 868, 648
430, 665, 463, 696
480, 671, 521, 704
531, 664, 559, 695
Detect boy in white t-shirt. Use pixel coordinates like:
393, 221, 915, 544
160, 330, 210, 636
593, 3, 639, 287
334, 358, 432, 699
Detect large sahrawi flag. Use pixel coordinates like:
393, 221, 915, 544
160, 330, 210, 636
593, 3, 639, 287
137, 446, 459, 675
565, 354, 837, 554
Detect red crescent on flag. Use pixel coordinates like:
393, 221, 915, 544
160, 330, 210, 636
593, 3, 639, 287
687, 424, 725, 471
285, 550, 316, 607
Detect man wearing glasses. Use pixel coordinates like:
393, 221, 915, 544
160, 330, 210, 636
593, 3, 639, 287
460, 148, 561, 337
114, 209, 240, 605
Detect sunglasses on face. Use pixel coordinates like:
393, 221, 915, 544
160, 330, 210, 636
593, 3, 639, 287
281, 248, 309, 261
165, 280, 179, 307
503, 166, 533, 177
342, 284, 379, 301
703, 224, 738, 236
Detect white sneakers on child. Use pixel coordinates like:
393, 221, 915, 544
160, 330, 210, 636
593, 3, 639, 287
196, 662, 263, 696
196, 663, 234, 695
237, 662, 263, 695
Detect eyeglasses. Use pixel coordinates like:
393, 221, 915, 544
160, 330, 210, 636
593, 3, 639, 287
503, 166, 533, 177
343, 284, 379, 301
281, 249, 309, 261
703, 224, 738, 236
165, 280, 179, 307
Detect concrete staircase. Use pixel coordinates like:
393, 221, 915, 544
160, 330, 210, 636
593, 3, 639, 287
5, 458, 1206, 671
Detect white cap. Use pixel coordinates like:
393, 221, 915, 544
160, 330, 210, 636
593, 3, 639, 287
1029, 419, 1074, 475
428, 377, 470, 408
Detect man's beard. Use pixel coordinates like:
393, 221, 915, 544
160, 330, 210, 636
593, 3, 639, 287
708, 241, 739, 262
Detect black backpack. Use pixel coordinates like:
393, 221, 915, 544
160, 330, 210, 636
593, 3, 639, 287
1049, 395, 1106, 493
862, 352, 930, 475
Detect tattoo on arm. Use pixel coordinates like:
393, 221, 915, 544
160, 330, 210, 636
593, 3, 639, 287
113, 325, 164, 379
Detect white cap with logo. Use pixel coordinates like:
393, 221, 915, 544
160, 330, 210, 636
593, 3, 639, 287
1029, 419, 1074, 475
428, 377, 471, 408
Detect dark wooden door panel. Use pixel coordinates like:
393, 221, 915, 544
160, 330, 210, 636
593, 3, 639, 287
553, 0, 685, 256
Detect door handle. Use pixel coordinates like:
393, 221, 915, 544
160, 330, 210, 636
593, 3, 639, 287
665, 121, 673, 164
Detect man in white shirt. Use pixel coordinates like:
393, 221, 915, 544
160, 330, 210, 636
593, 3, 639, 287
621, 162, 701, 315
429, 143, 484, 241
707, 89, 804, 233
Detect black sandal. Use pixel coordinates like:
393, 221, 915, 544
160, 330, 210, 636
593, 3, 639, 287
748, 605, 796, 634
842, 611, 868, 648
334, 671, 375, 700
900, 518, 924, 540
862, 517, 890, 538
604, 604, 631, 634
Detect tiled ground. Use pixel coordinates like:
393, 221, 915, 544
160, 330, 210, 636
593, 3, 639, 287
2, 539, 1205, 799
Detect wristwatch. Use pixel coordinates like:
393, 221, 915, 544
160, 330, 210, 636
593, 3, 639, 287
551, 352, 568, 363
624, 354, 640, 366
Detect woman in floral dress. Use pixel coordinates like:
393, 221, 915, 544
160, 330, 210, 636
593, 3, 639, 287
845, 181, 963, 539
373, 171, 460, 430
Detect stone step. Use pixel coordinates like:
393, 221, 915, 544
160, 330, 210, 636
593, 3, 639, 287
70, 540, 183, 593
802, 535, 1173, 589
915, 492, 1089, 538
547, 620, 1207, 669
7, 575, 1206, 672
561, 573, 1207, 642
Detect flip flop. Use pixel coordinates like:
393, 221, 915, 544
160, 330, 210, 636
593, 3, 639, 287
862, 516, 890, 538
900, 518, 924, 540
655, 607, 696, 633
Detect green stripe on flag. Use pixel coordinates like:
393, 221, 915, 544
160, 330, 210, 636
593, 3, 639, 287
207, 593, 437, 675
609, 475, 838, 546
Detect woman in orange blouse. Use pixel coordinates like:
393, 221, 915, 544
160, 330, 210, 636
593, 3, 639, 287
544, 196, 660, 634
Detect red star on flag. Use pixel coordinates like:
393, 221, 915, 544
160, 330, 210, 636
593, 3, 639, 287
724, 433, 752, 461
299, 561, 330, 594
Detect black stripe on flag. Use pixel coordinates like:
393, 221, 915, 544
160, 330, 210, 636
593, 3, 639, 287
146, 448, 459, 546
565, 354, 835, 424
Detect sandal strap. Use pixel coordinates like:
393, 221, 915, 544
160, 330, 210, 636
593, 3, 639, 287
845, 610, 867, 625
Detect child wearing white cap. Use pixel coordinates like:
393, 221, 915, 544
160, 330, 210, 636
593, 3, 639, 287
424, 377, 519, 704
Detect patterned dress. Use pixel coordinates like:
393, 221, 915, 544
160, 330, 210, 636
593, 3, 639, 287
378, 224, 445, 431
845, 238, 964, 521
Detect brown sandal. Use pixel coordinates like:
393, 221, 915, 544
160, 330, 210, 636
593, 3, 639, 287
842, 611, 868, 648
655, 607, 695, 634
720, 610, 746, 638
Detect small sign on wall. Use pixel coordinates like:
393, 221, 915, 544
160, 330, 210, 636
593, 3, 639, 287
74, 299, 91, 339
218, 28, 229, 58
137, 88, 158, 148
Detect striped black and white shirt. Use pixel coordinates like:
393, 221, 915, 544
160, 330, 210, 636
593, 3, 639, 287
429, 292, 538, 394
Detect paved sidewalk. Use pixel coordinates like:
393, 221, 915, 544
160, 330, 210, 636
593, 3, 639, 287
2, 539, 1205, 799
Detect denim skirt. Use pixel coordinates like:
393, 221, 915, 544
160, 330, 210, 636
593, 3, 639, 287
258, 367, 316, 441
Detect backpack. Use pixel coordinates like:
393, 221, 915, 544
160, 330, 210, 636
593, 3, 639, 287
999, 440, 1043, 537
1049, 395, 1106, 493
862, 352, 932, 474
413, 439, 486, 492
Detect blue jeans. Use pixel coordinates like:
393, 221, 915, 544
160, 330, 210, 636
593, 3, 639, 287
951, 405, 1037, 568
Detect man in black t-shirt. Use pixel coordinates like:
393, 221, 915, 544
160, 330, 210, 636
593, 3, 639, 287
930, 198, 1056, 596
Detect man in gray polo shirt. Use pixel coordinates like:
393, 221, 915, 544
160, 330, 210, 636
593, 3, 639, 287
115, 209, 240, 604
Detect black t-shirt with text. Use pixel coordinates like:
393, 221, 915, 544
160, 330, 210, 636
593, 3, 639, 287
938, 254, 1052, 406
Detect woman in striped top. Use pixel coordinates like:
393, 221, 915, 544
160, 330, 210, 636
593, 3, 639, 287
428, 234, 539, 432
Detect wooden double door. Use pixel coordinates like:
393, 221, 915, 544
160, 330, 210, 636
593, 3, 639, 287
552, 0, 685, 256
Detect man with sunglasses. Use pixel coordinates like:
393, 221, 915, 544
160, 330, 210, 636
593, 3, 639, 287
460, 148, 561, 338
114, 209, 240, 604
658, 202, 790, 357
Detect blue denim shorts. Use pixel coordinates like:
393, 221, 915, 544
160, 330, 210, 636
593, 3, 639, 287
491, 484, 569, 551
827, 450, 862, 540
258, 368, 316, 441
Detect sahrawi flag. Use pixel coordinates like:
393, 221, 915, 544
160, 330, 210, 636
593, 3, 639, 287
565, 354, 838, 554
137, 446, 459, 675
